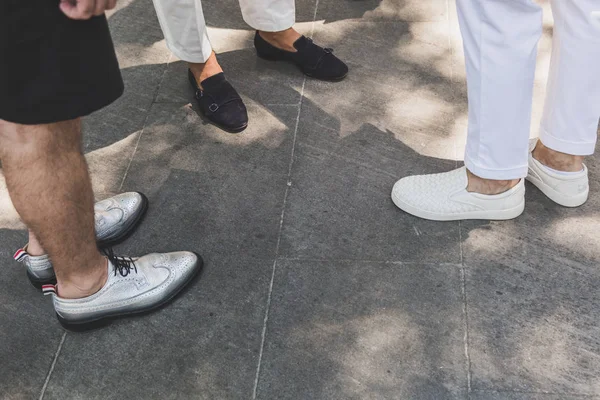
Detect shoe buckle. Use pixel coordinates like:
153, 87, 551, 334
209, 103, 219, 112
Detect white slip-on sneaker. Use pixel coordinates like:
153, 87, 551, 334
526, 153, 589, 208
44, 250, 202, 330
391, 167, 525, 221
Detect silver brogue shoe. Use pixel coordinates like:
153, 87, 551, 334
14, 249, 54, 288
46, 250, 202, 329
14, 192, 148, 288
95, 192, 148, 247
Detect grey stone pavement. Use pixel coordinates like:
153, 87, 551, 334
2, 0, 600, 399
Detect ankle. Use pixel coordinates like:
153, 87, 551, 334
25, 242, 45, 257
532, 141, 584, 172
466, 169, 520, 195
259, 28, 301, 52
189, 52, 223, 87
56, 258, 108, 299
26, 231, 46, 256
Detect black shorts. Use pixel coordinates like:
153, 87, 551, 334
0, 1, 124, 125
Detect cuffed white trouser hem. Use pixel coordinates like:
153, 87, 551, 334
152, 0, 214, 63
464, 155, 529, 180
167, 44, 213, 64
243, 12, 295, 32
539, 125, 597, 156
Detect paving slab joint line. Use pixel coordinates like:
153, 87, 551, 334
251, 72, 307, 400
251, 2, 320, 398
276, 257, 463, 267
457, 117, 470, 397
118, 54, 171, 191
460, 265, 472, 396
39, 332, 67, 400
472, 388, 600, 399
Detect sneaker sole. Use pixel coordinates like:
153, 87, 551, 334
391, 191, 525, 221
525, 175, 589, 208
56, 253, 204, 332
96, 192, 149, 248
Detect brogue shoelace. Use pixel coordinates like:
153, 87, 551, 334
103, 248, 137, 277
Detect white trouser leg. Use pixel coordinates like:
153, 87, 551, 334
239, 0, 295, 32
540, 0, 600, 156
151, 0, 213, 63
458, 0, 543, 180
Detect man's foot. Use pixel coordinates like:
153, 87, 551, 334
14, 192, 149, 288
45, 250, 202, 329
391, 167, 525, 221
254, 31, 348, 81
257, 28, 302, 52
188, 52, 224, 88
188, 66, 248, 133
527, 140, 589, 207
466, 169, 520, 195
531, 140, 585, 172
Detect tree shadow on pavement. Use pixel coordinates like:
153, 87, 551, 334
1, 0, 600, 398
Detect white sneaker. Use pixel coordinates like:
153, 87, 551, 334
391, 167, 525, 221
526, 153, 589, 208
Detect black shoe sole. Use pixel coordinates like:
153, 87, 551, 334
96, 192, 149, 248
26, 192, 149, 289
56, 254, 204, 332
198, 112, 249, 134
256, 51, 348, 82
27, 270, 56, 290
305, 70, 348, 82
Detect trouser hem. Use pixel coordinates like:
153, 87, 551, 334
539, 125, 596, 156
243, 13, 294, 32
464, 154, 529, 180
